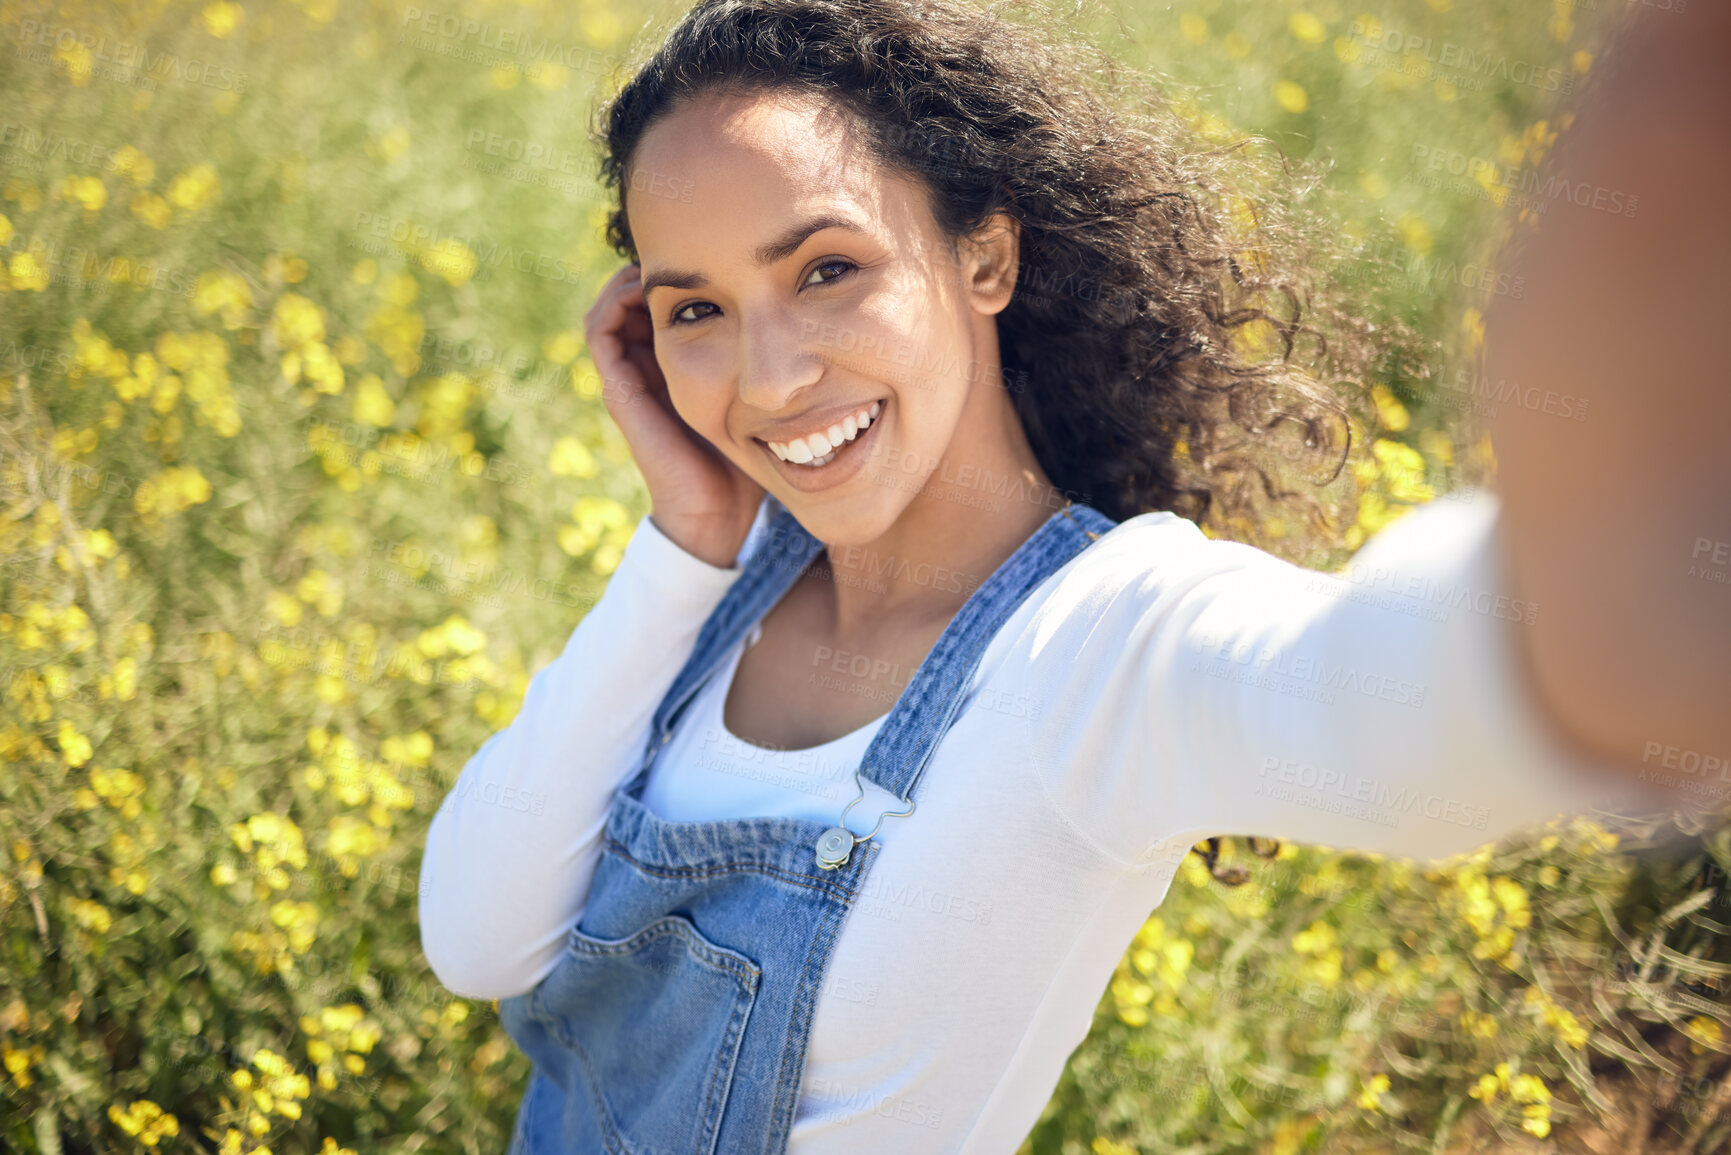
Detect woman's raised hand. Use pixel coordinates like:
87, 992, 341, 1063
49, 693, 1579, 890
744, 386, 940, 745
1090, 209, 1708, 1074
584, 263, 766, 569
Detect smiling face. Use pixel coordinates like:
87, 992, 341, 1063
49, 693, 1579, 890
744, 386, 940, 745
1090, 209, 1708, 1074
626, 86, 1024, 546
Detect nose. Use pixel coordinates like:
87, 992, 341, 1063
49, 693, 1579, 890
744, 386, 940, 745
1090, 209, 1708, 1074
736, 305, 823, 412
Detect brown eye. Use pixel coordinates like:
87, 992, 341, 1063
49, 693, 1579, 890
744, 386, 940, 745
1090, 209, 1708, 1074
671, 301, 720, 325
803, 259, 855, 287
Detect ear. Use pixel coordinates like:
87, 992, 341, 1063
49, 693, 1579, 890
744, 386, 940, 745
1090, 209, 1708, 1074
959, 212, 1020, 316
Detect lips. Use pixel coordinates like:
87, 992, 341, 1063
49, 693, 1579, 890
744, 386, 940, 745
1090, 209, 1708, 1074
762, 400, 882, 467
753, 397, 887, 493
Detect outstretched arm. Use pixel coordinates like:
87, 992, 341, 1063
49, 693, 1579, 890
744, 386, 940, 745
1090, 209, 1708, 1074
1025, 497, 1639, 870
1486, 3, 1731, 803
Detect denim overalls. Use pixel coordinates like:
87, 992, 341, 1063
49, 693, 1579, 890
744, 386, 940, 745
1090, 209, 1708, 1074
499, 499, 1117, 1155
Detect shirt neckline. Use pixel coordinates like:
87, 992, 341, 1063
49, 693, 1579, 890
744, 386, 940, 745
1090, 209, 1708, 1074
709, 624, 889, 756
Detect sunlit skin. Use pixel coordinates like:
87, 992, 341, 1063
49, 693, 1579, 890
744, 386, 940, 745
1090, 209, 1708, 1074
585, 88, 1062, 747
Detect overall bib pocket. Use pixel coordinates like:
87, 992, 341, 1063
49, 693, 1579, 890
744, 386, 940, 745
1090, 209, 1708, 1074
528, 913, 762, 1155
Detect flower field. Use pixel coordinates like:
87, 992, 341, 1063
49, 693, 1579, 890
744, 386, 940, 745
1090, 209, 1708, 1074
2, 0, 1727, 1152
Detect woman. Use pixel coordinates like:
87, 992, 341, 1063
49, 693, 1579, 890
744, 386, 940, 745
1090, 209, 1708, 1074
417, 0, 1730, 1151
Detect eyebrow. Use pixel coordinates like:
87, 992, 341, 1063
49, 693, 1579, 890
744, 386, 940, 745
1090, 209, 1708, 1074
639, 213, 870, 297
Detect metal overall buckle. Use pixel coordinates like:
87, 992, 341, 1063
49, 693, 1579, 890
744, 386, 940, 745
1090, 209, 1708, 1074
814, 769, 916, 870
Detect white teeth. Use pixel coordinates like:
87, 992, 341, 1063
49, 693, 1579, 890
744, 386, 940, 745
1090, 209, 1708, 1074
764, 401, 882, 466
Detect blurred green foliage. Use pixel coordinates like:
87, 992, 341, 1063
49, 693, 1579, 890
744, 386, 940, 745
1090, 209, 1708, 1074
1, 0, 1727, 1152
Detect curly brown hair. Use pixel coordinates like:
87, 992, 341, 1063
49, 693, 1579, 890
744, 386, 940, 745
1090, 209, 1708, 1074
593, 0, 1419, 881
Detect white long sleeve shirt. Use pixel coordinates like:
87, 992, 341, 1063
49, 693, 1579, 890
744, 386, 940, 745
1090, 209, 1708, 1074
418, 490, 1640, 1153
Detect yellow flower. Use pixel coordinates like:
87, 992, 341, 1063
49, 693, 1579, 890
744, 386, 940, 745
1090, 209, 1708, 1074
1370, 385, 1409, 431
272, 293, 326, 349
301, 341, 345, 393
420, 238, 477, 287
267, 591, 304, 627
107, 1100, 180, 1146
194, 270, 254, 328
1553, 1009, 1589, 1048
56, 174, 108, 212
110, 146, 155, 185
1289, 12, 1327, 44
1274, 81, 1309, 114
166, 164, 221, 211
1397, 212, 1433, 256
373, 125, 411, 161
1685, 1015, 1724, 1055
51, 720, 95, 770
327, 815, 381, 859
542, 330, 581, 365
1359, 438, 1434, 504
9, 252, 50, 292
1459, 1009, 1499, 1039
353, 374, 396, 425
549, 436, 598, 479
203, 2, 244, 39
560, 496, 633, 568
134, 466, 214, 523
1510, 1073, 1551, 1104
297, 569, 343, 616
378, 731, 433, 767
129, 191, 171, 229
86, 529, 119, 559
417, 615, 486, 658
269, 900, 320, 953
1292, 920, 1335, 954
69, 898, 112, 933
4, 1043, 44, 1088
1356, 1072, 1391, 1111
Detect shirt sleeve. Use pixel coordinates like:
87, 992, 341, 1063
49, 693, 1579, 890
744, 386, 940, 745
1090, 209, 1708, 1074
417, 506, 765, 1000
1029, 491, 1647, 870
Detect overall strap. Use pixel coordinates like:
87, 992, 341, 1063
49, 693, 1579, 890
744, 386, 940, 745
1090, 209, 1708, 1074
858, 501, 1117, 802
621, 506, 826, 797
